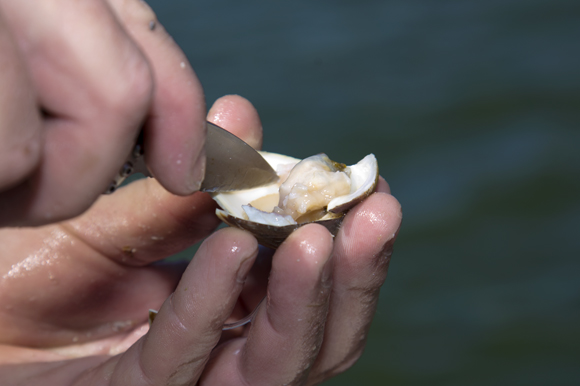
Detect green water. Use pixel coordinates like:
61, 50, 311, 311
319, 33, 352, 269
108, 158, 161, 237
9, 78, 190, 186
148, 0, 580, 384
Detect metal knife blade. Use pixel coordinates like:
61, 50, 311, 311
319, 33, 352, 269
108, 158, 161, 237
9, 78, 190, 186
200, 121, 279, 192
105, 121, 278, 194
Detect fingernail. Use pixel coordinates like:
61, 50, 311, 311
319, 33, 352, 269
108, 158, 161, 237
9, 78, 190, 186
187, 148, 205, 192
237, 253, 255, 283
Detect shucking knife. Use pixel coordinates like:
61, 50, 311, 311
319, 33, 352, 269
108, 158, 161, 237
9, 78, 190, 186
104, 121, 278, 194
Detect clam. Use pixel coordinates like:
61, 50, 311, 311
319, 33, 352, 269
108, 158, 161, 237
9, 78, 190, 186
212, 152, 379, 249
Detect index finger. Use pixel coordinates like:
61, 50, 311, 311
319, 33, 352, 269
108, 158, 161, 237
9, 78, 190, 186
108, 0, 207, 195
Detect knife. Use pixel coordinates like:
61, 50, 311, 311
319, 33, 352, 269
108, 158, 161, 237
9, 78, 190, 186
104, 121, 278, 194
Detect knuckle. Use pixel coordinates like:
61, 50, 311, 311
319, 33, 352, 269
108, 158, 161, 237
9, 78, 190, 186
207, 307, 229, 332
0, 124, 42, 190
102, 50, 153, 123
168, 291, 224, 343
0, 43, 43, 189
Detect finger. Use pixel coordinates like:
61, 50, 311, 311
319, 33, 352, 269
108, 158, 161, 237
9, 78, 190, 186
64, 95, 264, 265
0, 0, 153, 226
201, 224, 334, 385
213, 179, 391, 351
64, 178, 221, 266
223, 180, 389, 338
102, 228, 258, 385
0, 11, 42, 191
108, 0, 206, 195
377, 175, 391, 194
207, 95, 264, 150
223, 244, 272, 331
309, 191, 402, 382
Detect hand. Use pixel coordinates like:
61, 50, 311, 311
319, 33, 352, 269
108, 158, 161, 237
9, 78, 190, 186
0, 95, 402, 385
0, 0, 206, 227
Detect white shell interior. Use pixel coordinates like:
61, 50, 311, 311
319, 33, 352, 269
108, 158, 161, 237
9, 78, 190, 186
213, 152, 378, 226
327, 154, 377, 212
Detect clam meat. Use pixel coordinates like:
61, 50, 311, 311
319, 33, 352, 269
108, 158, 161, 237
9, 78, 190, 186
212, 152, 378, 249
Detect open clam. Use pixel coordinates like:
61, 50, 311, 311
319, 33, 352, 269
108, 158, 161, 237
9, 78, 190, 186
212, 151, 379, 249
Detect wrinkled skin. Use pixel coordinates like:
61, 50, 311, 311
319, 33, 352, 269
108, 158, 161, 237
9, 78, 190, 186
0, 0, 402, 385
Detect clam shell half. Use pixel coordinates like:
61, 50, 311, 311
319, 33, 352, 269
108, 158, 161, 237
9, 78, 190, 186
212, 152, 379, 249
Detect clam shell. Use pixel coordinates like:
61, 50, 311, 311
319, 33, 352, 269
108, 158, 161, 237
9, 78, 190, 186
212, 152, 379, 249
216, 210, 344, 249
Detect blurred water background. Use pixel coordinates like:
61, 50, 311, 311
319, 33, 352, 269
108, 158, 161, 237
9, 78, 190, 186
147, 0, 580, 384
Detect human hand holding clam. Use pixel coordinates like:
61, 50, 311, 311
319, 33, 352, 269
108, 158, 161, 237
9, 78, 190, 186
0, 94, 401, 385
